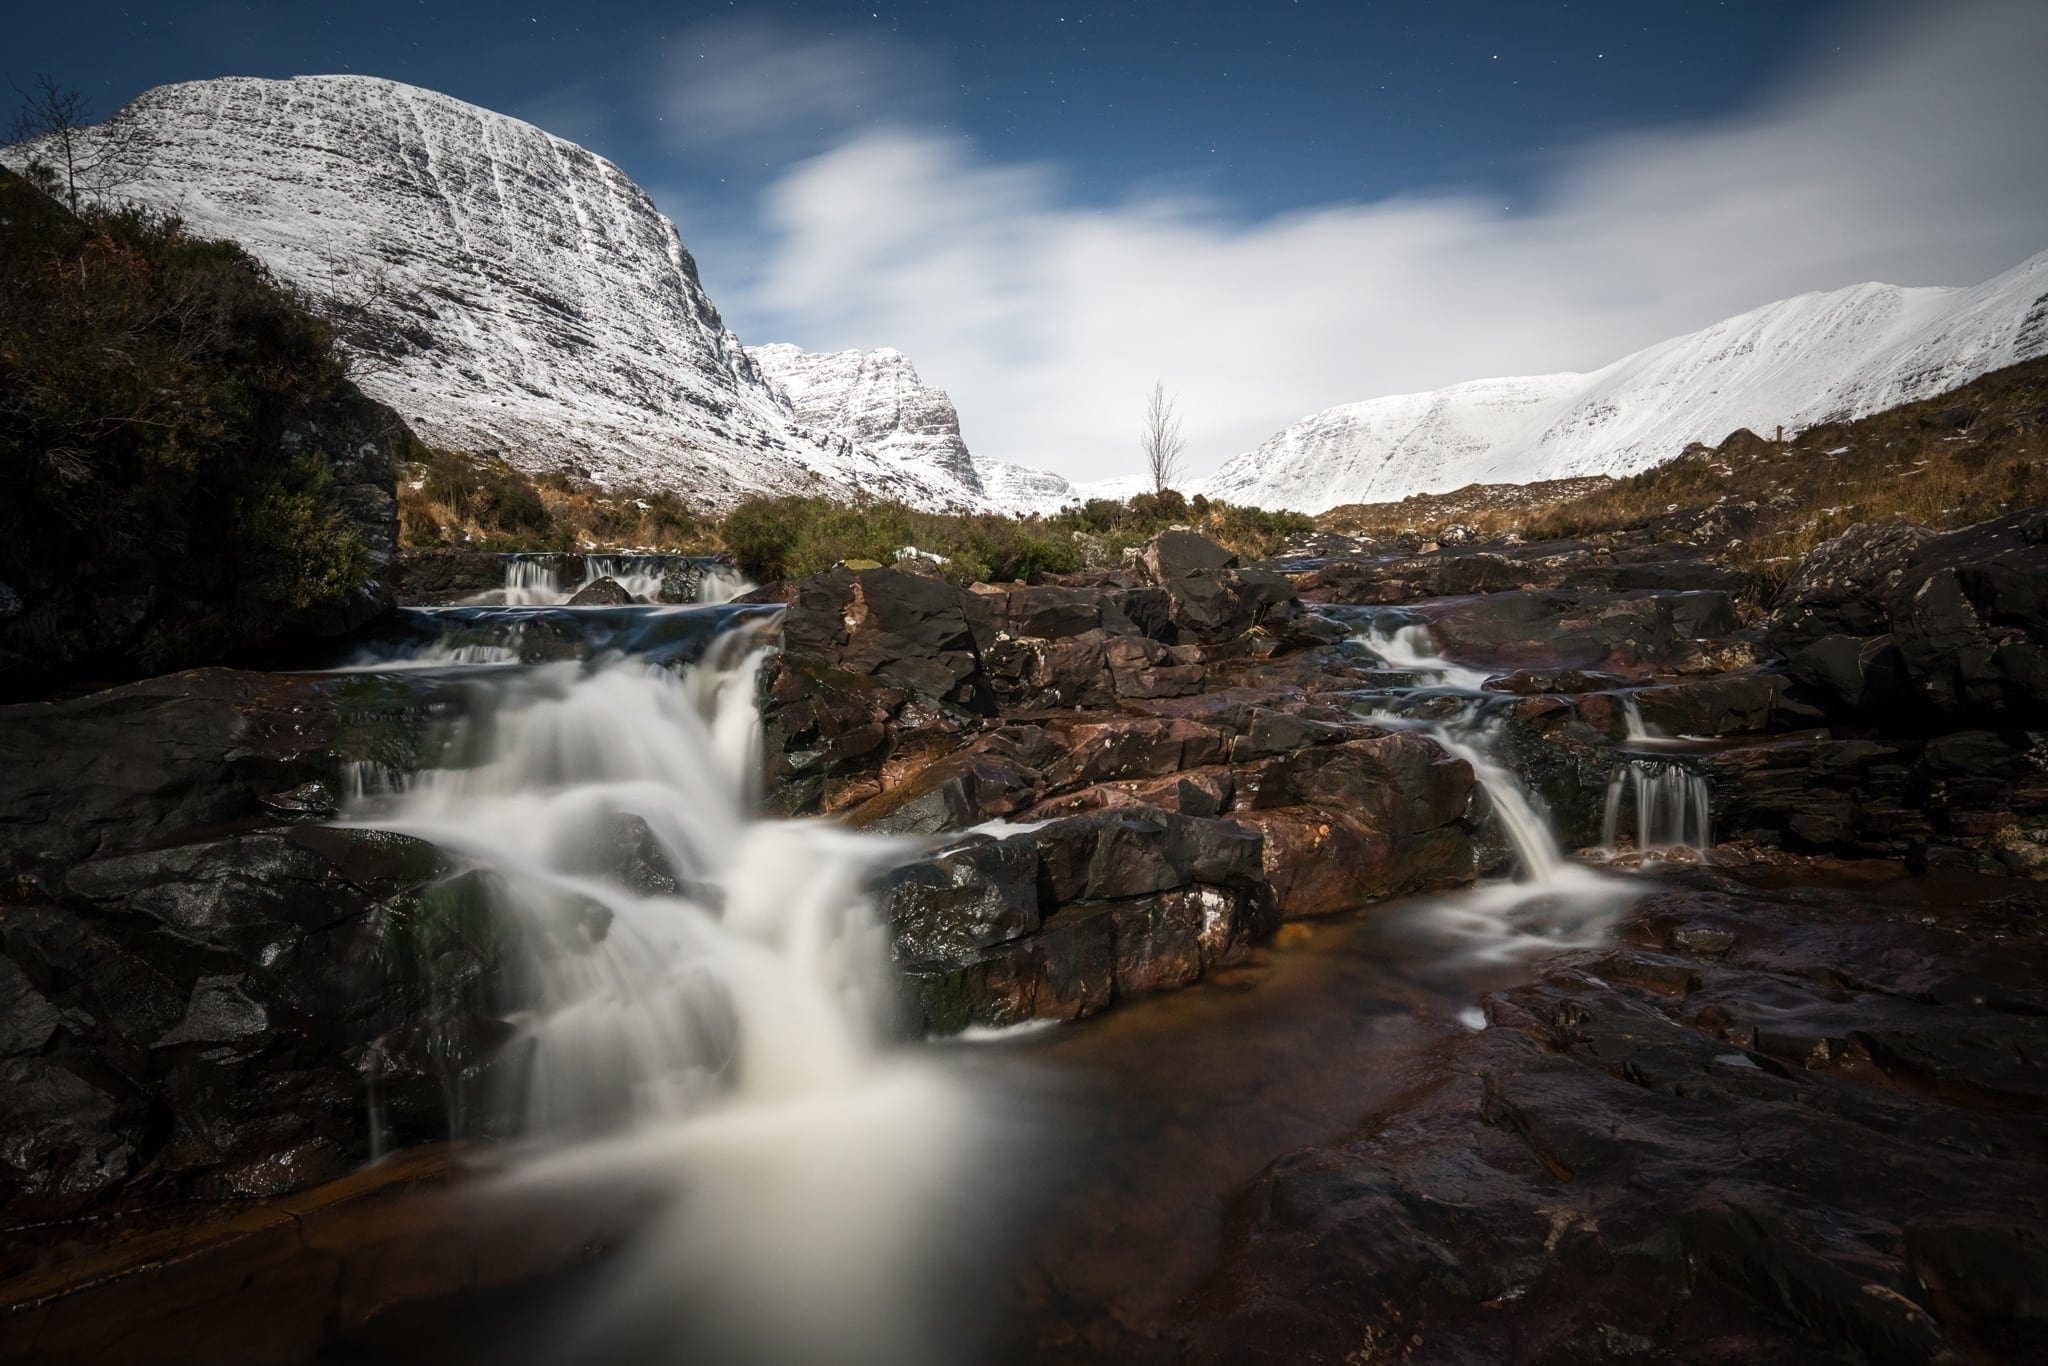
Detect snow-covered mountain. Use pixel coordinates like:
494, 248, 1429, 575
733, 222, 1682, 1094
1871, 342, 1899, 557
6, 74, 1016, 509
1206, 249, 2048, 512
745, 344, 980, 491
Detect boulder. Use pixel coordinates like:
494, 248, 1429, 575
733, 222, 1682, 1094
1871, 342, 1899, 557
884, 809, 1274, 1032
1885, 510, 2048, 722
1768, 520, 1935, 649
564, 576, 633, 606
781, 565, 994, 712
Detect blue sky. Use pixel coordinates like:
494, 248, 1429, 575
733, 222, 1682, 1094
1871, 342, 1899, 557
9, 1, 2046, 476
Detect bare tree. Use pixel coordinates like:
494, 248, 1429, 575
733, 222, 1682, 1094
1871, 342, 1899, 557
8, 75, 148, 212
315, 260, 409, 384
1141, 381, 1187, 494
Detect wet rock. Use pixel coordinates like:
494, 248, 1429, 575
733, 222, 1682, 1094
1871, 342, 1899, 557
385, 549, 506, 603
1886, 510, 2048, 722
564, 575, 633, 606
1483, 668, 1627, 695
1183, 869, 2048, 1365
1768, 520, 1935, 649
1783, 633, 1913, 716
888, 809, 1273, 1032
782, 565, 994, 712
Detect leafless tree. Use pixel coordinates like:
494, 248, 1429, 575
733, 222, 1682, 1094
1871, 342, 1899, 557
315, 260, 409, 384
8, 75, 148, 212
1141, 381, 1187, 494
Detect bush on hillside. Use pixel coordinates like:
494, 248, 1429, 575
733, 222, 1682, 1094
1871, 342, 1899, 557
0, 168, 382, 683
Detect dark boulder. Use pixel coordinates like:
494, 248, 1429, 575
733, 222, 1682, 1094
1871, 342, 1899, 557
884, 809, 1274, 1032
782, 565, 994, 712
1767, 520, 1935, 649
565, 576, 633, 606
1885, 510, 2048, 722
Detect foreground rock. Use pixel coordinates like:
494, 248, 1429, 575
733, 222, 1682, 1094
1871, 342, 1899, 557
1178, 860, 2048, 1364
0, 671, 506, 1220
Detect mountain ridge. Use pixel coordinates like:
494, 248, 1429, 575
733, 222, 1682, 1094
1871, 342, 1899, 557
1204, 249, 2048, 513
3, 73, 1029, 511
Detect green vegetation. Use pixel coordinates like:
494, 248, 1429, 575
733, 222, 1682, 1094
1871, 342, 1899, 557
0, 167, 378, 676
720, 489, 1313, 587
401, 448, 1313, 589
398, 446, 721, 554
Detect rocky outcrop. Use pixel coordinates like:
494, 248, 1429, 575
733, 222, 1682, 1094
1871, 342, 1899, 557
0, 672, 499, 1219
882, 811, 1274, 1033
1181, 862, 2048, 1363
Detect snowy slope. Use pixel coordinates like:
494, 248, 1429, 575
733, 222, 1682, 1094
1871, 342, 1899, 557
1207, 250, 2048, 512
745, 344, 981, 491
7, 74, 992, 509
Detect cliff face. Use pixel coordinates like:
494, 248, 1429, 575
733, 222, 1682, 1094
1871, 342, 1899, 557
31, 75, 994, 509
1207, 250, 2048, 513
747, 343, 982, 492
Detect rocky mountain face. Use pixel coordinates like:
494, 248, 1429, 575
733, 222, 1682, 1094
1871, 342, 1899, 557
1209, 249, 2048, 512
746, 344, 981, 492
13, 75, 1017, 510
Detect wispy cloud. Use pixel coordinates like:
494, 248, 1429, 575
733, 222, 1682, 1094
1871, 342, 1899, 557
652, 17, 944, 159
732, 0, 2048, 481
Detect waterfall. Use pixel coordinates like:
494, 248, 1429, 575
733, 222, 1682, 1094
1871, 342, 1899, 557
467, 555, 749, 607
1602, 695, 1714, 857
341, 624, 1007, 1364
1359, 617, 1496, 691
1353, 621, 1636, 958
1601, 760, 1713, 854
499, 556, 565, 605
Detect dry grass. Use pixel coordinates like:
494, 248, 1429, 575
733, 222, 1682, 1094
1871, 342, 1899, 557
1315, 358, 2048, 569
396, 447, 722, 553
1320, 476, 1613, 540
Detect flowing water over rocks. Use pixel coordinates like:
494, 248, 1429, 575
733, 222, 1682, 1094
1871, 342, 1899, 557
3, 518, 2046, 1364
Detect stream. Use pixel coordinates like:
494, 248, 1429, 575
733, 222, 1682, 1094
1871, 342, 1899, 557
296, 570, 1704, 1363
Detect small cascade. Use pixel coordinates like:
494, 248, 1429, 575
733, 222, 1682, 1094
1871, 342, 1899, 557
468, 554, 750, 607
1352, 621, 1636, 958
1603, 694, 1714, 856
1359, 617, 1496, 691
1602, 760, 1713, 854
499, 557, 565, 605
583, 554, 668, 602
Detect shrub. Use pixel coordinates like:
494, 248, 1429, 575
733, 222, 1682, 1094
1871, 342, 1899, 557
0, 168, 378, 683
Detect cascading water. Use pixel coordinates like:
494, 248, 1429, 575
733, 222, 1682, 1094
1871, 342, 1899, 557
1359, 617, 1496, 691
340, 619, 1016, 1365
1601, 696, 1714, 856
470, 555, 752, 607
1351, 618, 1637, 958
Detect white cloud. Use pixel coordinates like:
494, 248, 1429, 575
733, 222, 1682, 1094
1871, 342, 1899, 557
653, 17, 943, 156
734, 0, 2048, 481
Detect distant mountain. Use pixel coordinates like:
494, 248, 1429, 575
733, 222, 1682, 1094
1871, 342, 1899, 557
1205, 250, 2048, 513
4, 74, 1048, 510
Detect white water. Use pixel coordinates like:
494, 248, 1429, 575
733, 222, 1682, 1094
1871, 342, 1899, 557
344, 628, 1011, 1364
1602, 696, 1714, 856
1362, 619, 1496, 691
472, 556, 752, 607
1355, 622, 1637, 959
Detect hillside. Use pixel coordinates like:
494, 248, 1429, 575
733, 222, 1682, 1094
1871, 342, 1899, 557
1209, 249, 2048, 512
2, 75, 1037, 510
1314, 356, 2048, 578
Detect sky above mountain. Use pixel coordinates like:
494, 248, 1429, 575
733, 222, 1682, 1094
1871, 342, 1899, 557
10, 0, 2047, 482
